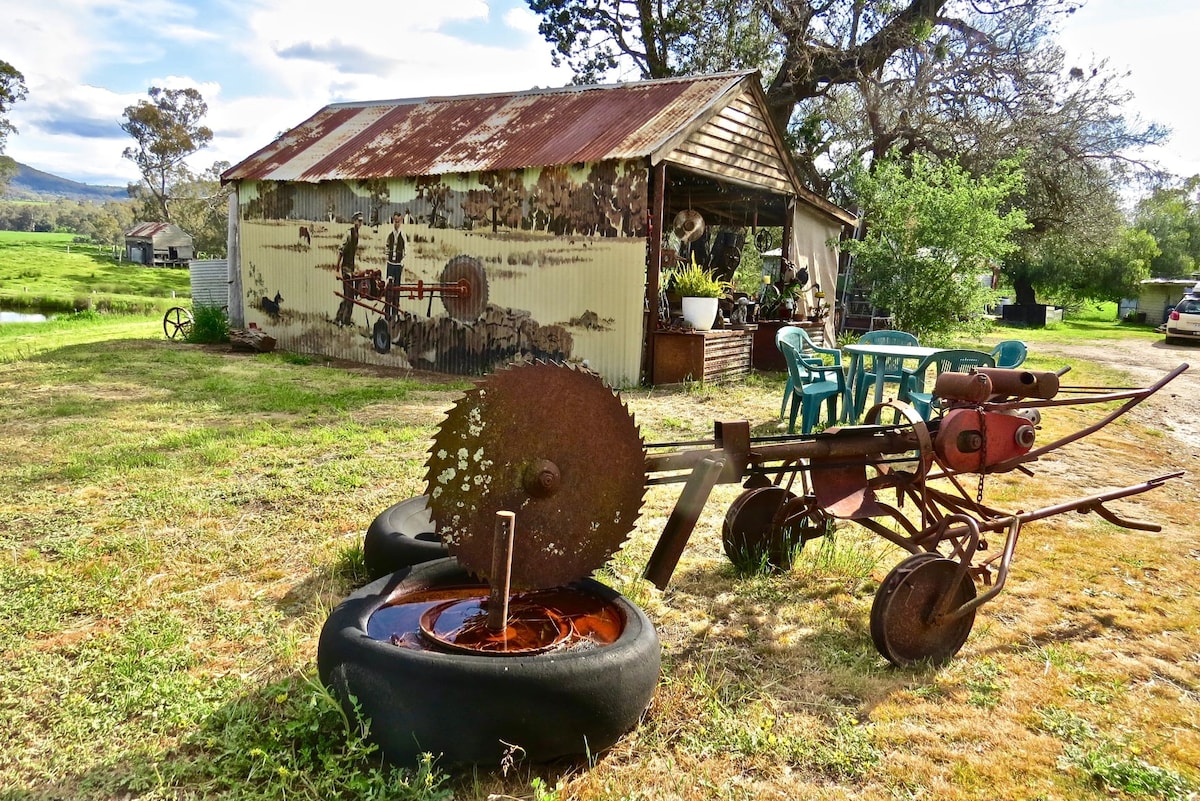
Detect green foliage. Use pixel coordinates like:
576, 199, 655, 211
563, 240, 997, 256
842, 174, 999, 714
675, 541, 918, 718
1133, 177, 1200, 279
0, 58, 27, 157
0, 198, 136, 246
186, 303, 230, 344
668, 260, 732, 298
1037, 707, 1195, 798
842, 152, 1028, 340
158, 678, 454, 800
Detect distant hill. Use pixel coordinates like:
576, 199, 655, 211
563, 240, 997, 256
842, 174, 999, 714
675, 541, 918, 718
2, 162, 128, 202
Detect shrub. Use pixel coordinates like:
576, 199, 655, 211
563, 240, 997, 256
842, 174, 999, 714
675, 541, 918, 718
186, 303, 230, 344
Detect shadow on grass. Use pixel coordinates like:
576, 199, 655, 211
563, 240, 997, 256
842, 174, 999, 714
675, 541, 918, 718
20, 338, 465, 419
0, 666, 621, 801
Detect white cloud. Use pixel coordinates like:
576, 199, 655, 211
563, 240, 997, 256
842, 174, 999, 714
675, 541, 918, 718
3, 0, 573, 184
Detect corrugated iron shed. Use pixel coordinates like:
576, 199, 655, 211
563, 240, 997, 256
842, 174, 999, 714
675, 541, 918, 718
223, 71, 773, 183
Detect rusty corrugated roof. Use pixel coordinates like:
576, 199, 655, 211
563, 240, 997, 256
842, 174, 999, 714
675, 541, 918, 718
125, 222, 176, 238
223, 72, 755, 183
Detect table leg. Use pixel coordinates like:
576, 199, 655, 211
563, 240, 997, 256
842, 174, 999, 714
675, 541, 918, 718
847, 353, 864, 423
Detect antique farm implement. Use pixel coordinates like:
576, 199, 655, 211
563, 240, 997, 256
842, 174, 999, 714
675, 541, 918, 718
640, 361, 1189, 665
322, 359, 1187, 765
396, 359, 1188, 667
334, 255, 489, 351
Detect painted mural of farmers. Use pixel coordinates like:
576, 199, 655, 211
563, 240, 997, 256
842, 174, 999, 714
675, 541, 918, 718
334, 212, 364, 326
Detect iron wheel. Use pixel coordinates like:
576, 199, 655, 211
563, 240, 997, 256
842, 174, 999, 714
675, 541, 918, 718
162, 307, 193, 341
870, 553, 976, 667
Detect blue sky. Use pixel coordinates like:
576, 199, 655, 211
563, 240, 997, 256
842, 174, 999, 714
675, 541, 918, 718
1, 0, 1195, 188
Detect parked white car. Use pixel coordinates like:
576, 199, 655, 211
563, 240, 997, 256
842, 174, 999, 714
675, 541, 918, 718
1164, 296, 1200, 344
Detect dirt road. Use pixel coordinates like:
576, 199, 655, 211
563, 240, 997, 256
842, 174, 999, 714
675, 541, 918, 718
1037, 338, 1199, 451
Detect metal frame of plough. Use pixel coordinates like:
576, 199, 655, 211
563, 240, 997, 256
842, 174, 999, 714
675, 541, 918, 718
334, 269, 473, 321
639, 363, 1190, 665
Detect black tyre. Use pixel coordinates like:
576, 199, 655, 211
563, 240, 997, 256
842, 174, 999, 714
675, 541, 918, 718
317, 559, 661, 766
363, 495, 447, 579
372, 319, 392, 353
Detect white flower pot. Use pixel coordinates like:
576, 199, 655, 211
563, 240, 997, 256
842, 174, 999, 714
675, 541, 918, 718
681, 296, 719, 331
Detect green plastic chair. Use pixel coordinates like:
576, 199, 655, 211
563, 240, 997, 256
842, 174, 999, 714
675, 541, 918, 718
989, 339, 1028, 368
776, 326, 845, 420
781, 341, 847, 434
850, 329, 920, 419
899, 349, 996, 419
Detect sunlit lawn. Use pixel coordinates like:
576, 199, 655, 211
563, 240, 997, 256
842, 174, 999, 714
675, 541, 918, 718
0, 307, 1196, 800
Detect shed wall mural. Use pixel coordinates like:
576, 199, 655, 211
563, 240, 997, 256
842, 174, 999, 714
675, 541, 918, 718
235, 161, 649, 384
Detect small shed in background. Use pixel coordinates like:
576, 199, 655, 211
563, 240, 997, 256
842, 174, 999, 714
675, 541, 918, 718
1132, 276, 1200, 325
124, 222, 194, 266
221, 70, 854, 385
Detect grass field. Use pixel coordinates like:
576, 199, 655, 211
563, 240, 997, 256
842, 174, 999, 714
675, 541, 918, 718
1, 231, 1195, 799
0, 231, 190, 315
1, 308, 1196, 800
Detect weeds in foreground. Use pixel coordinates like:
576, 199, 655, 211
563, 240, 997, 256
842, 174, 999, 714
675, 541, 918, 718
1038, 707, 1195, 799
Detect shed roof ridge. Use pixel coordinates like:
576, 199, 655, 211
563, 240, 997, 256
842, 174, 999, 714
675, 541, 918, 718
323, 70, 757, 110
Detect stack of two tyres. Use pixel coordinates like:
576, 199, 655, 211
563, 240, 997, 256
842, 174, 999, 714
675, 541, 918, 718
321, 496, 662, 766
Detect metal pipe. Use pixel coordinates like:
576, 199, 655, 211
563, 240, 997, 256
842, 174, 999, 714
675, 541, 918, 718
486, 511, 516, 633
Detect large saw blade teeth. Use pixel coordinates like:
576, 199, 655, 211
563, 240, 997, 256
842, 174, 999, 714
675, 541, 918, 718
424, 361, 646, 590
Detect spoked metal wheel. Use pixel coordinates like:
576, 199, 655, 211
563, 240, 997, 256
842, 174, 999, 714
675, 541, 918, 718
870, 553, 977, 666
162, 307, 193, 341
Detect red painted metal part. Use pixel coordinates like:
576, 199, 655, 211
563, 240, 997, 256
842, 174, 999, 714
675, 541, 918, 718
934, 408, 1035, 473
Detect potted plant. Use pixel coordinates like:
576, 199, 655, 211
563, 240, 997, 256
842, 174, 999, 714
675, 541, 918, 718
669, 260, 731, 331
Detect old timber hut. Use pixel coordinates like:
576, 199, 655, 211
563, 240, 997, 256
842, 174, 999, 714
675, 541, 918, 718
221, 71, 855, 385
124, 222, 194, 266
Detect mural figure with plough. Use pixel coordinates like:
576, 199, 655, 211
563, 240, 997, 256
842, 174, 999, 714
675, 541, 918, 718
330, 209, 489, 354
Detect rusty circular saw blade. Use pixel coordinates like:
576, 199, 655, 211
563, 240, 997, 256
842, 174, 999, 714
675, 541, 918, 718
425, 361, 646, 589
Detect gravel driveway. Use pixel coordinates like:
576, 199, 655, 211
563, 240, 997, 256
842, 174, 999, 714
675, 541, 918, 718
1033, 337, 1198, 452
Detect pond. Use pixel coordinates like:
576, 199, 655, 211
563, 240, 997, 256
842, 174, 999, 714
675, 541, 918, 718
0, 311, 50, 323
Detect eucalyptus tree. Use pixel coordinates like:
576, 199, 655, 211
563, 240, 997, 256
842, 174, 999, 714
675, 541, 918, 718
0, 59, 27, 188
529, 1, 1086, 185
1133, 178, 1200, 279
530, 0, 1166, 308
120, 87, 213, 221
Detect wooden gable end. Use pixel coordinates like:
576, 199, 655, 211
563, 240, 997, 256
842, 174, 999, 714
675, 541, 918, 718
660, 87, 793, 193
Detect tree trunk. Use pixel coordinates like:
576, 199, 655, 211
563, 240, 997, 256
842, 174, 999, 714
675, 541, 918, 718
1012, 274, 1038, 306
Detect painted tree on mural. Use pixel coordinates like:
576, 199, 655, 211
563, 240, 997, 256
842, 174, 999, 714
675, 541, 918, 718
614, 162, 648, 237
357, 178, 390, 226
416, 175, 452, 228
461, 188, 493, 229
532, 165, 575, 235
245, 180, 295, 220
479, 170, 529, 230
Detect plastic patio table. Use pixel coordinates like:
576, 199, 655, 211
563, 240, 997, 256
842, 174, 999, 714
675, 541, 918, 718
842, 343, 948, 422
